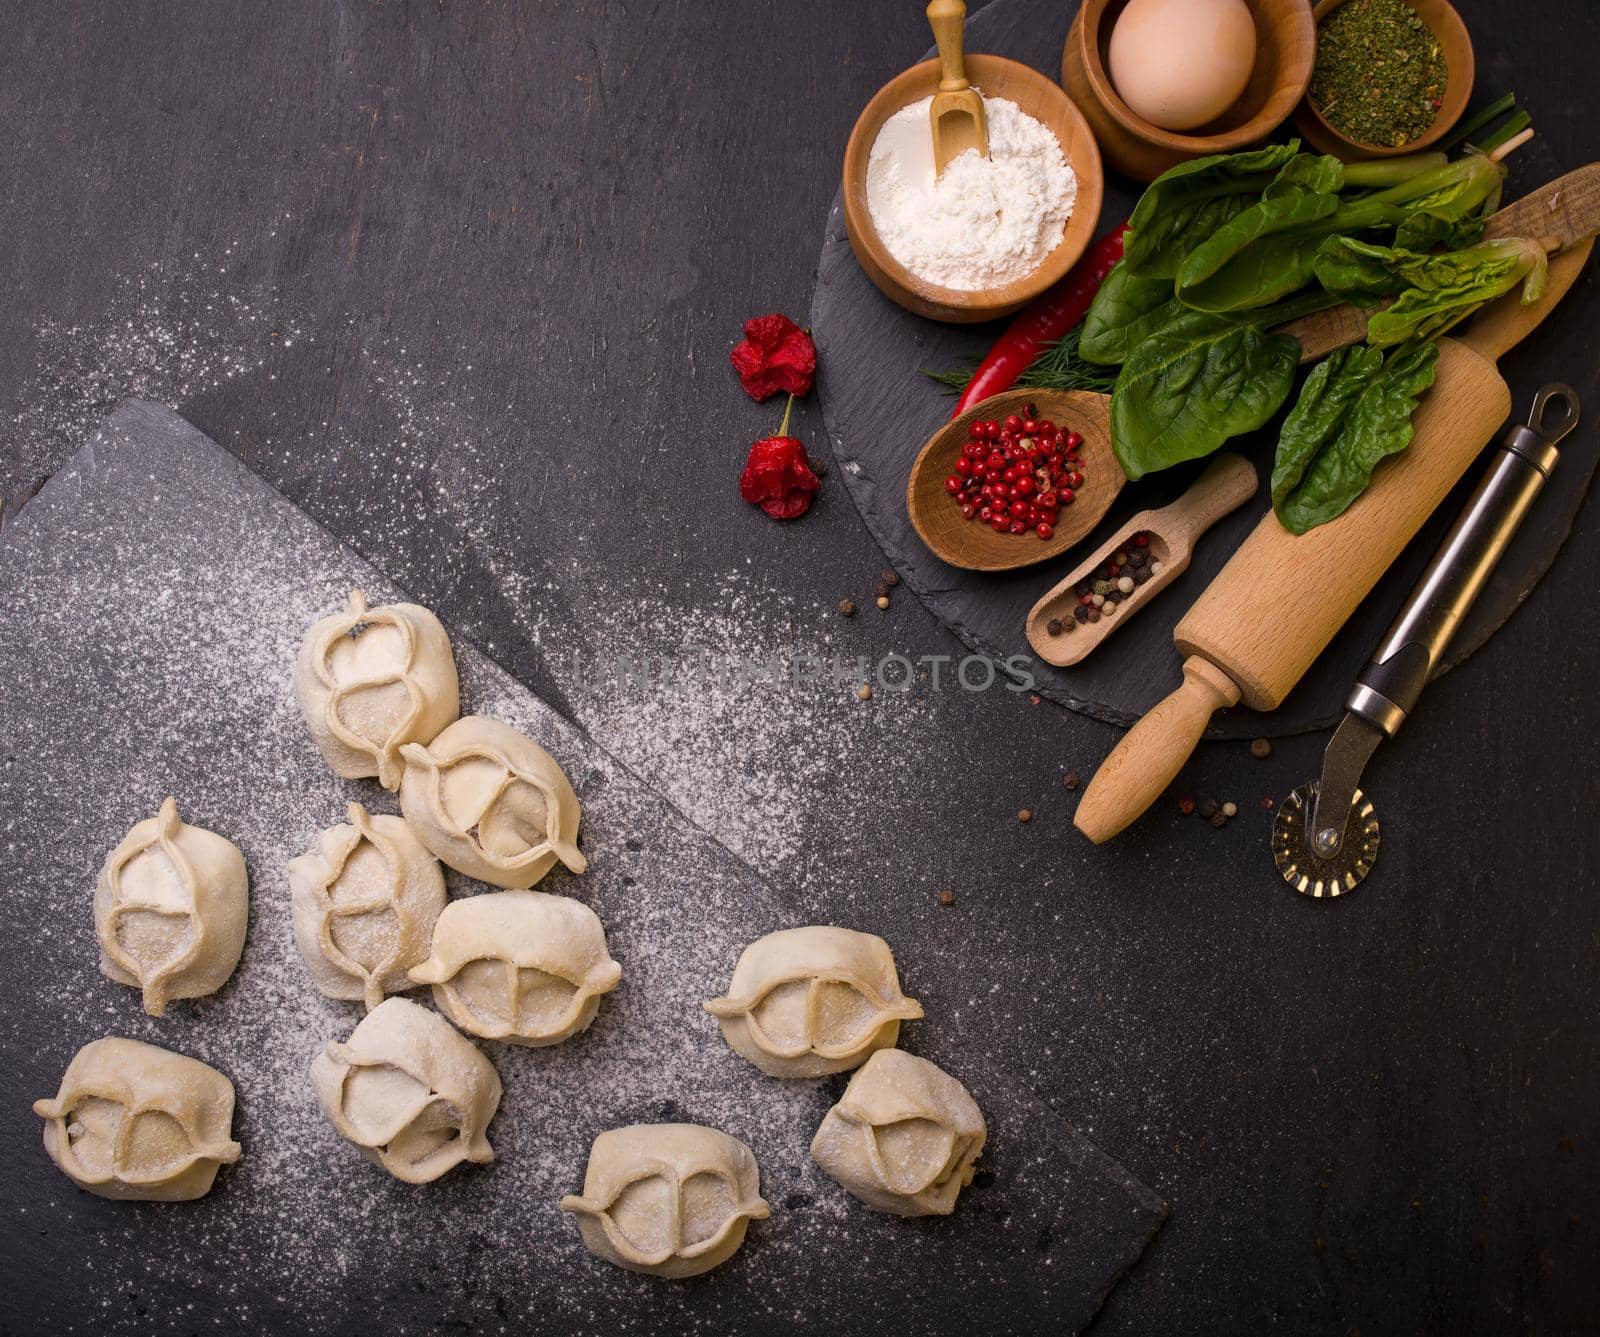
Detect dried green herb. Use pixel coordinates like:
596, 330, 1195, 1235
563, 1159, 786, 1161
1311, 0, 1447, 148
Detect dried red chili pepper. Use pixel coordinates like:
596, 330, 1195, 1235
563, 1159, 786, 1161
730, 313, 817, 402
739, 396, 820, 520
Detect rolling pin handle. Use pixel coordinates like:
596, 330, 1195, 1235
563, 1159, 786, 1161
1075, 656, 1241, 844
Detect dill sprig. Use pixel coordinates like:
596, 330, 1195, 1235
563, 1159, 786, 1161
922, 327, 1118, 399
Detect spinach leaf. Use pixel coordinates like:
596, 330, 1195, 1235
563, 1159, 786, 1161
1080, 263, 1182, 366
1173, 157, 1345, 312
1174, 152, 1504, 315
1314, 236, 1548, 346
1394, 208, 1485, 251
1111, 309, 1303, 481
1122, 142, 1301, 280
1263, 152, 1345, 198
1272, 341, 1440, 534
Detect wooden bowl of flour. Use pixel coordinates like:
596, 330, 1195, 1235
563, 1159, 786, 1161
842, 55, 1103, 324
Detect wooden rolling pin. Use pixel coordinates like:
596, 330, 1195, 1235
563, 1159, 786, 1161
1074, 237, 1594, 843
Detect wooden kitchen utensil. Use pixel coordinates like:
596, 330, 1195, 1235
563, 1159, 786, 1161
908, 387, 1119, 572
1073, 224, 1595, 844
927, 0, 988, 176
1025, 453, 1257, 666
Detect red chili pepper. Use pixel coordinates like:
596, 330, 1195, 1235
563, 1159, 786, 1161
952, 221, 1131, 418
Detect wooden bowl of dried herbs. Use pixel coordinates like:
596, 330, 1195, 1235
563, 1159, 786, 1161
1295, 0, 1474, 158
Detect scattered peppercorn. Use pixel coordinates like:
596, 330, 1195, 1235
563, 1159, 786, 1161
856, 683, 873, 700
1211, 811, 1228, 829
1063, 772, 1080, 790
875, 595, 890, 610
1250, 737, 1272, 759
1197, 798, 1219, 819
1222, 801, 1238, 818
838, 598, 857, 618
1261, 796, 1275, 810
881, 569, 900, 588
1047, 617, 1064, 636
938, 889, 956, 906
1178, 797, 1195, 815
1017, 808, 1032, 823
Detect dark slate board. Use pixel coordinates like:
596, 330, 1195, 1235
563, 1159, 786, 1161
0, 401, 1164, 1337
813, 0, 1600, 737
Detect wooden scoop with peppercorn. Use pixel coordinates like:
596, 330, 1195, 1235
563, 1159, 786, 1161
1074, 165, 1600, 844
1025, 453, 1258, 666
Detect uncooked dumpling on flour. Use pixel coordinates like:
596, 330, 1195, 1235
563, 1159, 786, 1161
398, 715, 586, 888
409, 890, 620, 1046
289, 802, 447, 1011
295, 588, 460, 790
559, 1124, 771, 1278
310, 997, 501, 1185
704, 926, 923, 1078
809, 1049, 986, 1217
33, 1037, 241, 1202
94, 797, 249, 1017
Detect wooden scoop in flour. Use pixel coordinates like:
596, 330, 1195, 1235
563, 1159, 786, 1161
1074, 166, 1600, 844
926, 0, 988, 175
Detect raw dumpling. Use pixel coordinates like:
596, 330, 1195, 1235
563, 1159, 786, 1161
289, 802, 447, 1011
809, 1049, 986, 1217
559, 1124, 771, 1278
33, 1037, 241, 1201
310, 997, 501, 1184
398, 715, 586, 888
704, 926, 923, 1078
408, 890, 621, 1046
95, 797, 248, 1017
295, 588, 460, 790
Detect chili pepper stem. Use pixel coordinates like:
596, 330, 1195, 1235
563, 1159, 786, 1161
777, 393, 796, 438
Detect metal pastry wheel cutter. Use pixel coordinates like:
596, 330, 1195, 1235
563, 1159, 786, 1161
1274, 384, 1581, 897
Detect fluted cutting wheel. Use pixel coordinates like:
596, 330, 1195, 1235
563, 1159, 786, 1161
1272, 782, 1380, 898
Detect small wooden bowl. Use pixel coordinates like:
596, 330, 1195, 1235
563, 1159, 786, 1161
906, 388, 1120, 573
1061, 0, 1316, 183
1294, 0, 1472, 160
842, 55, 1104, 324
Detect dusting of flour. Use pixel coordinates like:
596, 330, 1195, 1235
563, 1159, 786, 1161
865, 94, 1077, 291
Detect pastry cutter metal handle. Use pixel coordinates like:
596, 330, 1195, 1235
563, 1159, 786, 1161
1292, 384, 1581, 886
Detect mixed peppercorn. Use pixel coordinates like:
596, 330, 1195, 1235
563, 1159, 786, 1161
1046, 532, 1161, 635
945, 403, 1085, 540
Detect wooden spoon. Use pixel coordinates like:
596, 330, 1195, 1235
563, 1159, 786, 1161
907, 388, 1122, 572
1025, 453, 1257, 666
926, 0, 988, 176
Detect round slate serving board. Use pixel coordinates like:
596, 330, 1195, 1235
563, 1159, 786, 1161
812, 0, 1600, 738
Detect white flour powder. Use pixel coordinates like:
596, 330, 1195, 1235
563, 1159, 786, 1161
866, 94, 1077, 291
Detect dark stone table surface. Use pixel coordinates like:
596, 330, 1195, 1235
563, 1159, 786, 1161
2, 1, 1597, 1333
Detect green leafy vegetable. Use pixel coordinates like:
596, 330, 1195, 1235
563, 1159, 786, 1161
1110, 308, 1303, 481
1121, 142, 1301, 280
1313, 235, 1549, 346
1263, 152, 1345, 198
1272, 340, 1439, 533
1079, 263, 1182, 366
1173, 187, 1343, 313
1174, 152, 1504, 314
